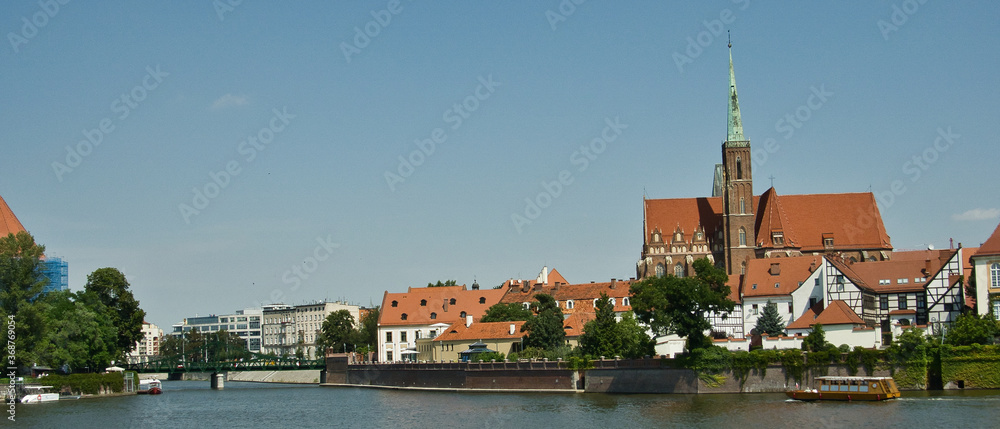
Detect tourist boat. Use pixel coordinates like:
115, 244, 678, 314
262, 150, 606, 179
19, 385, 60, 404
786, 376, 900, 401
138, 378, 163, 395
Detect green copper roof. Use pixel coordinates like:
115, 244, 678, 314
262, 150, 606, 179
727, 44, 745, 142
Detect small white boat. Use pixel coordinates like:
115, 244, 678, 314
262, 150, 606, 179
19, 385, 59, 404
138, 378, 162, 395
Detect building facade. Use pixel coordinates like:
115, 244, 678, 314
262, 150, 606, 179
127, 321, 163, 364
261, 301, 360, 359
973, 222, 1000, 319
171, 307, 263, 353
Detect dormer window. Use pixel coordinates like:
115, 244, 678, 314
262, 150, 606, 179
430, 312, 437, 320
479, 297, 486, 304
391, 300, 398, 307
822, 234, 834, 248
401, 313, 408, 321
449, 298, 456, 305
420, 299, 427, 306
460, 311, 467, 318
772, 231, 784, 246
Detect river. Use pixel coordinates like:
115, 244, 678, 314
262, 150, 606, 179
13, 380, 1000, 428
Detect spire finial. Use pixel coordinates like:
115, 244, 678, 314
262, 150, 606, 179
727, 34, 744, 142
728, 30, 731, 49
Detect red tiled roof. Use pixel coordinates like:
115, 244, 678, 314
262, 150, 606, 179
888, 309, 917, 315
975, 223, 1000, 257
643, 190, 891, 252
830, 250, 955, 293
786, 300, 864, 329
741, 255, 821, 298
500, 279, 635, 312
378, 285, 506, 327
433, 320, 527, 342
0, 193, 27, 238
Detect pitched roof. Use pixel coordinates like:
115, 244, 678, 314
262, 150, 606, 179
755, 187, 799, 248
378, 285, 506, 327
0, 193, 27, 237
643, 190, 891, 251
975, 222, 1000, 257
741, 255, 821, 298
499, 279, 635, 312
433, 320, 527, 342
829, 250, 956, 293
786, 300, 864, 329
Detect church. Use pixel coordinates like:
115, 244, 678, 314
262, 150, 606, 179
637, 43, 893, 285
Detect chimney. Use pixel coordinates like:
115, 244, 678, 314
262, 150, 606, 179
770, 263, 781, 276
533, 282, 543, 291
509, 323, 515, 335
610, 279, 617, 289
466, 315, 473, 328
537, 266, 549, 285
553, 282, 560, 291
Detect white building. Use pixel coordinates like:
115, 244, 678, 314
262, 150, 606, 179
973, 223, 1000, 319
171, 307, 263, 353
261, 301, 360, 359
127, 321, 163, 364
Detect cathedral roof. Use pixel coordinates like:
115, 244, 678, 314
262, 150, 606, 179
0, 193, 27, 237
643, 191, 892, 252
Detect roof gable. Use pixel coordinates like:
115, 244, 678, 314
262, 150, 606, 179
831, 249, 956, 293
765, 192, 891, 251
754, 187, 799, 248
0, 193, 27, 238
975, 222, 1000, 257
787, 300, 864, 329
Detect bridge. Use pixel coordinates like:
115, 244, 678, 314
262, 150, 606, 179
124, 344, 326, 389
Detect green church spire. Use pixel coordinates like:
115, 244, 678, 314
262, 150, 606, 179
727, 37, 745, 143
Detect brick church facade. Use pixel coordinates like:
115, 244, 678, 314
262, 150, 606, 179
637, 44, 893, 281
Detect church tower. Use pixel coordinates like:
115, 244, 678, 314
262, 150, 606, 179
721, 41, 755, 276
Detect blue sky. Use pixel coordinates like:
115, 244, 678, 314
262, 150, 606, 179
2, 1, 998, 329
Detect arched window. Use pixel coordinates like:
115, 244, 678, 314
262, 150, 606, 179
674, 263, 684, 278
449, 298, 456, 305
736, 157, 743, 180
655, 264, 665, 277
566, 300, 575, 309
609, 298, 616, 307
739, 197, 745, 214
740, 261, 747, 275
459, 311, 467, 319
593, 299, 599, 308
391, 300, 398, 307
420, 299, 427, 306
401, 313, 407, 321
992, 263, 1000, 288
738, 227, 746, 246
522, 302, 530, 310
622, 297, 630, 307
430, 312, 437, 320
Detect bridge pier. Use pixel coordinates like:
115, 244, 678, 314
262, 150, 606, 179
211, 372, 227, 390
167, 372, 183, 381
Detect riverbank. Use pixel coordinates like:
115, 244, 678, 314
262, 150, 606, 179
139, 370, 321, 384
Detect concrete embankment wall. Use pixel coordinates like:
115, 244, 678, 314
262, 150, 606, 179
337, 361, 579, 391
155, 370, 320, 384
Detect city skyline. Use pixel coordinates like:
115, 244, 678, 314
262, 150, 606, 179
2, 2, 998, 329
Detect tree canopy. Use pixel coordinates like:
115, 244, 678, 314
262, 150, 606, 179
945, 312, 999, 346
754, 301, 785, 337
427, 280, 458, 288
85, 267, 146, 358
578, 293, 654, 359
521, 294, 565, 350
316, 309, 360, 354
629, 258, 735, 351
480, 302, 532, 323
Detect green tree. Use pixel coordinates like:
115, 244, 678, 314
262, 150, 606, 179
480, 302, 533, 323
521, 294, 565, 350
355, 306, 379, 354
42, 290, 119, 371
802, 323, 831, 352
754, 301, 785, 337
0, 232, 50, 368
84, 267, 146, 360
427, 280, 458, 287
578, 293, 654, 359
630, 258, 735, 351
945, 312, 999, 346
316, 309, 360, 354
204, 330, 251, 362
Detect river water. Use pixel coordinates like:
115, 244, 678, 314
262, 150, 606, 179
13, 380, 999, 428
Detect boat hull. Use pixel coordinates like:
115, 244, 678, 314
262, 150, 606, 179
20, 393, 60, 404
786, 390, 899, 401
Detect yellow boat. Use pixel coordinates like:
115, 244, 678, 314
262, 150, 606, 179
786, 376, 900, 401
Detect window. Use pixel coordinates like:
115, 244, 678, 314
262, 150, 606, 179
751, 304, 759, 315
609, 298, 616, 306
655, 264, 665, 277
566, 300, 575, 309
430, 312, 437, 320
450, 298, 456, 305
740, 261, 747, 275
740, 197, 745, 214
752, 283, 757, 290
420, 299, 427, 306
917, 295, 926, 309
391, 300, 398, 307
879, 296, 888, 311
593, 299, 599, 308
788, 303, 793, 313
898, 295, 907, 310
774, 282, 780, 289
897, 278, 909, 284
824, 237, 834, 248
522, 302, 530, 310
736, 156, 743, 179
460, 311, 467, 319
772, 231, 783, 246
400, 331, 407, 343
623, 297, 630, 307
674, 263, 684, 278
479, 297, 486, 304
400, 313, 407, 321
385, 332, 392, 342
738, 227, 746, 246
992, 263, 1000, 288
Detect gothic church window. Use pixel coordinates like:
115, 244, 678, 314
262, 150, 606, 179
655, 264, 665, 277
736, 157, 743, 180
674, 263, 684, 278
738, 227, 747, 246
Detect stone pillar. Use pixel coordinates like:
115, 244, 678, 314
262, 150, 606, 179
211, 372, 226, 390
